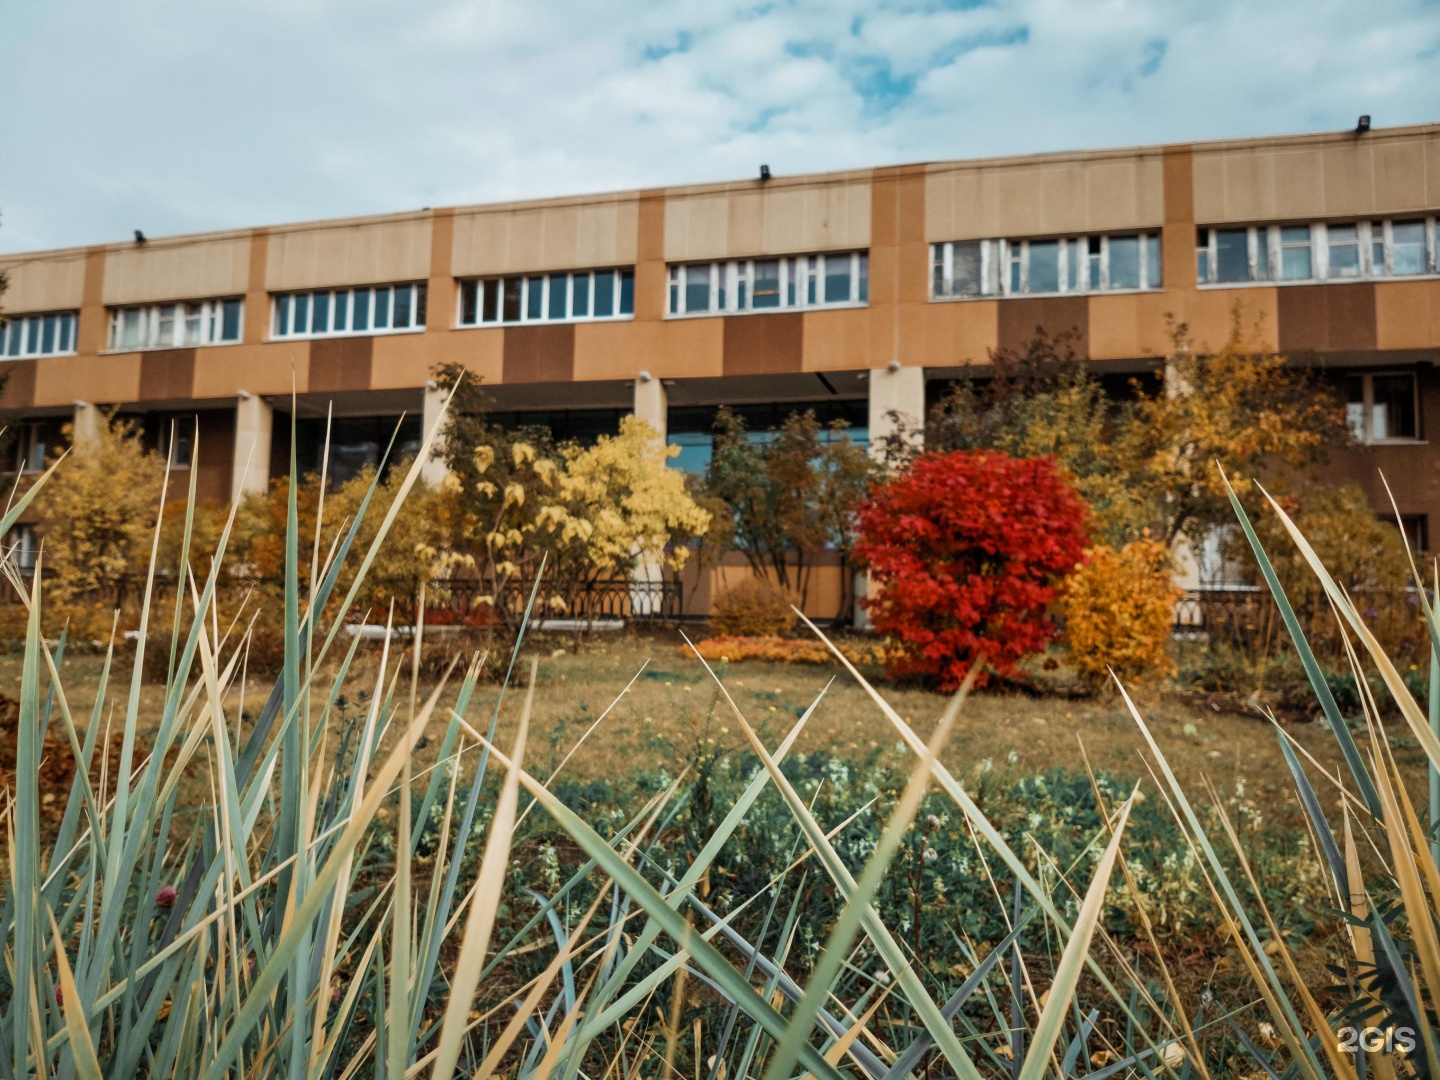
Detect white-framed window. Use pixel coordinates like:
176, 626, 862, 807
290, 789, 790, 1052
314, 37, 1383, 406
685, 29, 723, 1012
1, 311, 79, 358
1197, 218, 1440, 285
456, 268, 634, 327
156, 416, 195, 468
1347, 371, 1420, 443
271, 283, 426, 339
667, 251, 868, 316
930, 234, 1160, 299
107, 298, 242, 351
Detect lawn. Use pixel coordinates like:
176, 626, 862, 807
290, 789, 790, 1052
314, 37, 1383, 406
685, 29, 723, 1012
1, 628, 1398, 831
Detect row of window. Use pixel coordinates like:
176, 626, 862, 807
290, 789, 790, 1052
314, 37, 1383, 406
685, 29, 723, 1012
457, 269, 634, 326
668, 252, 869, 316
1197, 218, 1439, 285
272, 283, 428, 339
108, 299, 243, 350
9, 215, 1440, 354
2, 312, 78, 357
931, 234, 1162, 298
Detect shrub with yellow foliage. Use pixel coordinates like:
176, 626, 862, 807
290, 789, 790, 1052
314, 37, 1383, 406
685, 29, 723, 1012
1059, 538, 1181, 686
710, 577, 795, 637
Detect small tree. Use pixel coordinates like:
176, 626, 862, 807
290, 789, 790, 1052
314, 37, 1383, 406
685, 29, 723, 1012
33, 416, 166, 602
855, 450, 1089, 690
433, 365, 711, 624
703, 406, 876, 615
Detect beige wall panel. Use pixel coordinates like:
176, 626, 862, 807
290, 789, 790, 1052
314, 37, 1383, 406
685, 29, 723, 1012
801, 308, 873, 371
1376, 280, 1440, 350
266, 217, 431, 291
450, 198, 639, 276
664, 177, 871, 261
192, 343, 310, 398
0, 254, 87, 313
572, 317, 723, 381
1088, 292, 1173, 359
727, 191, 765, 255
926, 155, 1162, 241
34, 355, 142, 406
1372, 139, 1427, 210
1194, 132, 1439, 223
1041, 168, 1086, 233
102, 235, 250, 305
1320, 144, 1368, 215
370, 328, 502, 389
1172, 287, 1278, 352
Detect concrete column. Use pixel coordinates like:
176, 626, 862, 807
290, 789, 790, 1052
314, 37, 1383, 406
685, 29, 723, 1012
231, 393, 273, 502
632, 372, 668, 441
867, 362, 925, 459
72, 401, 103, 453
858, 364, 926, 629
421, 382, 451, 485
631, 374, 669, 616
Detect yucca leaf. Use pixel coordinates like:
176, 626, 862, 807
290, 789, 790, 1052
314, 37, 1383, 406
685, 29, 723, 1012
764, 665, 974, 1080
1219, 470, 1383, 816
1017, 792, 1135, 1080
471, 734, 850, 1080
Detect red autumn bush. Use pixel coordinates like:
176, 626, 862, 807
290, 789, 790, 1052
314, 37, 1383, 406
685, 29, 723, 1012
855, 450, 1089, 690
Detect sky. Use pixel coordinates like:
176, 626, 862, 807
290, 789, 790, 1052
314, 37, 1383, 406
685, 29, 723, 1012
2, 0, 1438, 253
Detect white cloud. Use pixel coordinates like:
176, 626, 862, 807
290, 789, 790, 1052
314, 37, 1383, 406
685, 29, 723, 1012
1, 0, 1437, 252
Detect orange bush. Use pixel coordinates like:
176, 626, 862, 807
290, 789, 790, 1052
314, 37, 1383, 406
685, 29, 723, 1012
683, 634, 885, 667
1059, 538, 1180, 686
710, 578, 796, 637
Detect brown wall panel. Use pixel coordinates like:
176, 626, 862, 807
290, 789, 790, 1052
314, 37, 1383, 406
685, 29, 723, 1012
1170, 288, 1278, 352
245, 229, 269, 345
503, 324, 575, 383
573, 318, 723, 381
997, 296, 1089, 355
193, 408, 236, 504
427, 209, 455, 332
369, 329, 503, 390
1088, 292, 1174, 359
906, 301, 999, 367
634, 191, 667, 323
1375, 280, 1440, 351
1161, 146, 1196, 291
1277, 283, 1377, 354
77, 247, 108, 355
309, 337, 374, 393
801, 307, 874, 371
34, 355, 142, 406
722, 313, 803, 375
0, 361, 37, 408
193, 342, 310, 398
139, 349, 197, 401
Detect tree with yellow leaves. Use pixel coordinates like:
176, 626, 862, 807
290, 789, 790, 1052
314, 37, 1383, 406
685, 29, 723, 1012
32, 415, 165, 604
433, 364, 711, 626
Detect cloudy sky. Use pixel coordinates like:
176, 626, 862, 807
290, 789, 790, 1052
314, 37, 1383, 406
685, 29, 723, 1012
2, 0, 1438, 253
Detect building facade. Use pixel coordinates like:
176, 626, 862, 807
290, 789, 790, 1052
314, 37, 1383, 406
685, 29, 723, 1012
2, 122, 1439, 610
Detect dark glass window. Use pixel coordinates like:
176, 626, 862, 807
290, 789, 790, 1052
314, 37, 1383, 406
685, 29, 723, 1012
1215, 229, 1250, 283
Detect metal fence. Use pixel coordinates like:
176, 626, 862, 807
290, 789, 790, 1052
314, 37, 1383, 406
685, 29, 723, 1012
14, 571, 685, 627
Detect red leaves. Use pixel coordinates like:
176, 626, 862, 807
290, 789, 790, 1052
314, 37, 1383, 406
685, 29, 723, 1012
855, 450, 1088, 690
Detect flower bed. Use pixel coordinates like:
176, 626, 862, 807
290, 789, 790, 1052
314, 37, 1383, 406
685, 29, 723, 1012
683, 634, 885, 666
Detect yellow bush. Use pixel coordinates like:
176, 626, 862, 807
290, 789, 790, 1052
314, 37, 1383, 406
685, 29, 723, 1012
1060, 538, 1180, 685
710, 578, 796, 637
